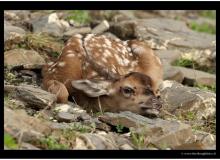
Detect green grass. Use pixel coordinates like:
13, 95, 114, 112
172, 58, 215, 74
69, 123, 93, 133
50, 51, 60, 58
192, 118, 216, 135
194, 83, 216, 93
115, 124, 125, 133
177, 111, 216, 135
200, 10, 216, 19
189, 21, 216, 34
130, 132, 146, 149
172, 58, 194, 68
4, 133, 18, 149
66, 10, 91, 25
185, 111, 197, 121
39, 136, 69, 150
4, 70, 16, 82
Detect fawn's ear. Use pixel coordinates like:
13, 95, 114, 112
71, 79, 112, 97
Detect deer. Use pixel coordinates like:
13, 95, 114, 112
42, 33, 163, 117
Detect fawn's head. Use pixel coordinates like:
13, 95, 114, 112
72, 72, 162, 117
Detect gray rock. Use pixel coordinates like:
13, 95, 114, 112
4, 10, 31, 22
54, 104, 74, 113
176, 66, 216, 86
155, 50, 182, 65
4, 84, 57, 109
193, 131, 216, 149
4, 108, 51, 143
4, 21, 25, 42
92, 20, 110, 34
173, 131, 215, 150
4, 10, 32, 31
74, 132, 133, 150
160, 80, 216, 120
103, 32, 121, 41
54, 103, 93, 122
111, 18, 215, 50
31, 13, 69, 37
180, 48, 216, 72
93, 118, 112, 132
163, 65, 184, 83
20, 142, 41, 150
74, 133, 119, 149
4, 49, 45, 69
99, 111, 192, 149
119, 143, 134, 150
56, 112, 78, 123
63, 27, 91, 38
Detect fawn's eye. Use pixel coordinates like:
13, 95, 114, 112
121, 86, 134, 98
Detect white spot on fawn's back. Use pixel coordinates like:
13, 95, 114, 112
52, 68, 56, 73
57, 61, 66, 67
66, 54, 75, 57
48, 62, 54, 66
104, 38, 112, 47
156, 56, 162, 65
66, 50, 74, 54
85, 34, 94, 42
131, 44, 146, 55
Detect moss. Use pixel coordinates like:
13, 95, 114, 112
66, 10, 91, 25
189, 21, 216, 34
4, 133, 18, 149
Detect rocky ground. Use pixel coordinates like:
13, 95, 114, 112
4, 10, 216, 150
